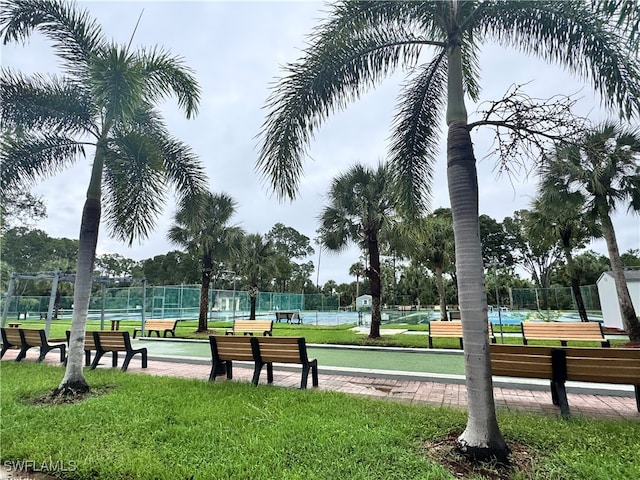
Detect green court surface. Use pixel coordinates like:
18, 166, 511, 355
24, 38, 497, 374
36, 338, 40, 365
137, 339, 466, 375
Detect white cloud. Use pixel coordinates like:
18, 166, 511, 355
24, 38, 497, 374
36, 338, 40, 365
3, 1, 638, 285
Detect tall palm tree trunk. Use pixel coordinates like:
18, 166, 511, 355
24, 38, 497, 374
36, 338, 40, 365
368, 236, 382, 339
562, 246, 589, 322
56, 197, 100, 394
601, 213, 640, 341
435, 266, 447, 321
198, 255, 212, 332
249, 286, 258, 320
446, 41, 507, 461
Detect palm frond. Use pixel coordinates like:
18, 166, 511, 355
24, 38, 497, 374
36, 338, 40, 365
138, 46, 201, 119
158, 135, 208, 202
101, 130, 166, 244
0, 0, 106, 77
478, 1, 640, 119
0, 68, 95, 136
258, 15, 445, 201
389, 53, 447, 216
0, 131, 84, 194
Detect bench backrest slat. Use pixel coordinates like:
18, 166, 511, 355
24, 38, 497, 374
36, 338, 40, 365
143, 320, 177, 329
490, 344, 555, 379
430, 321, 495, 337
564, 347, 640, 385
210, 335, 255, 361
255, 336, 307, 364
20, 329, 45, 346
521, 322, 605, 340
2, 328, 22, 345
94, 331, 131, 351
232, 320, 273, 334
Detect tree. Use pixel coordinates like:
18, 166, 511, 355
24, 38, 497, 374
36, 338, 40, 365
94, 253, 139, 278
256, 0, 639, 460
529, 193, 600, 322
0, 0, 206, 394
349, 262, 365, 298
266, 223, 314, 292
0, 191, 46, 233
411, 215, 454, 320
239, 233, 275, 319
141, 251, 200, 286
317, 163, 396, 339
503, 210, 562, 292
540, 123, 640, 341
168, 192, 244, 332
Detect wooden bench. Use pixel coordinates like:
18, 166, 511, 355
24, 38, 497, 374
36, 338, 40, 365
66, 330, 97, 366
0, 328, 66, 363
490, 344, 640, 417
1, 327, 22, 358
225, 319, 273, 336
275, 311, 302, 324
428, 321, 496, 348
133, 319, 178, 338
563, 347, 640, 413
208, 335, 256, 381
448, 311, 461, 321
252, 336, 318, 389
90, 331, 147, 372
521, 321, 610, 347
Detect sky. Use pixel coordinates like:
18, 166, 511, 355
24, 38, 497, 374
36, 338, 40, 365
2, 0, 638, 285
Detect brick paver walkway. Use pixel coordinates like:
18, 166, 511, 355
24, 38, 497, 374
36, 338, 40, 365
6, 349, 639, 421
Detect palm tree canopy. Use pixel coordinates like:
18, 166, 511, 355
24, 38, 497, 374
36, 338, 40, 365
318, 162, 396, 252
0, 0, 206, 243
168, 191, 244, 266
540, 122, 640, 219
258, 1, 640, 215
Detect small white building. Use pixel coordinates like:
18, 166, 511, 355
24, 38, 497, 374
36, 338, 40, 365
355, 294, 372, 310
596, 270, 640, 329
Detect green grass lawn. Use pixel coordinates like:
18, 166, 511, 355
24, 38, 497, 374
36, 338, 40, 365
1, 362, 639, 480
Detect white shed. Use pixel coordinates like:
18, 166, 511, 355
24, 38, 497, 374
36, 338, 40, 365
355, 294, 372, 310
596, 270, 640, 330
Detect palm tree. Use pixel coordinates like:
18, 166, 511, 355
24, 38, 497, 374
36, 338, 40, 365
529, 195, 600, 322
256, 0, 639, 460
411, 215, 454, 321
349, 261, 365, 297
0, 0, 206, 394
240, 233, 275, 320
317, 163, 396, 339
168, 192, 244, 332
540, 123, 640, 341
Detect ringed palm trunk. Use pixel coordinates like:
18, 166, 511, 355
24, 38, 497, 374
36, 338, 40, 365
562, 245, 589, 322
446, 43, 508, 461
600, 212, 640, 341
435, 265, 447, 321
197, 254, 213, 332
56, 148, 106, 395
368, 235, 382, 339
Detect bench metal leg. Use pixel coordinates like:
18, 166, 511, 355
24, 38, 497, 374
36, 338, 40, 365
266, 363, 274, 384
251, 362, 264, 386
552, 381, 570, 418
635, 386, 639, 412
428, 337, 433, 349
0, 344, 11, 359
209, 360, 229, 381
15, 346, 30, 362
90, 350, 105, 369
112, 352, 119, 367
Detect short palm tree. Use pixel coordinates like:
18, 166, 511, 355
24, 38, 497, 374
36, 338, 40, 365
317, 163, 396, 339
257, 0, 639, 460
240, 233, 275, 319
540, 123, 640, 341
0, 0, 206, 394
411, 215, 455, 321
168, 192, 244, 332
349, 261, 365, 298
529, 194, 600, 322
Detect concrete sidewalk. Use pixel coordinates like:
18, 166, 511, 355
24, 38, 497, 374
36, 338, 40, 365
7, 348, 638, 421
